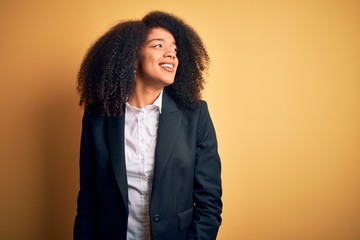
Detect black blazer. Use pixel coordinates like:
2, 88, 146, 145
74, 91, 222, 240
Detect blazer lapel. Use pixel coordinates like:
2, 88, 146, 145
152, 91, 182, 191
106, 114, 128, 210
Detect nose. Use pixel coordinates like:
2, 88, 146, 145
164, 50, 176, 59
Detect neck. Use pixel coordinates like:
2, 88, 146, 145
128, 82, 163, 109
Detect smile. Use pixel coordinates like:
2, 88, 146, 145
160, 63, 174, 69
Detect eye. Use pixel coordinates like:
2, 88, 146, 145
153, 44, 162, 48
173, 47, 178, 53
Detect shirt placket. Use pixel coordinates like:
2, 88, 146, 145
137, 110, 151, 238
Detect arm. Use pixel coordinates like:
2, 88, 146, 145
190, 101, 222, 240
74, 110, 98, 240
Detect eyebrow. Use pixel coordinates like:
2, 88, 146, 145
146, 38, 177, 45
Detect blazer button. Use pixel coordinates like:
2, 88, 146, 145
153, 215, 160, 223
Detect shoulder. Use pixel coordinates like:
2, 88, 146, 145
197, 100, 213, 126
82, 104, 108, 128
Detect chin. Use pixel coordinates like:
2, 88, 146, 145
161, 79, 175, 86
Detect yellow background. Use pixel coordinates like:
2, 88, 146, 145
1, 1, 359, 239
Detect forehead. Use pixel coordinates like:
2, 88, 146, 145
146, 27, 176, 43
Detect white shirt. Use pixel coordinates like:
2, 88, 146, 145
125, 91, 162, 240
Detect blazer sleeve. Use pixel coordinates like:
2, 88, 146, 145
190, 101, 222, 240
73, 110, 98, 240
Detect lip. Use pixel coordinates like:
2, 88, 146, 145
159, 62, 176, 72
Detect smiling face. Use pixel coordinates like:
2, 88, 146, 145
136, 27, 178, 90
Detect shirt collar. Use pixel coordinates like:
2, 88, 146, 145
125, 90, 163, 114
153, 90, 163, 114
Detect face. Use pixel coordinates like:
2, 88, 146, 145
136, 27, 178, 90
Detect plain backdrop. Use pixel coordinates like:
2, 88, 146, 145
0, 1, 359, 239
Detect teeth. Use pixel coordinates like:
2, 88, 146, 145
160, 63, 174, 69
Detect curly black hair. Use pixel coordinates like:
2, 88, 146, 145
78, 11, 210, 116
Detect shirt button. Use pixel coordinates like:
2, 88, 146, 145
153, 215, 160, 223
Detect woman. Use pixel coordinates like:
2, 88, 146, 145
74, 11, 222, 240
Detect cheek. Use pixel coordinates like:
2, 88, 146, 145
137, 58, 158, 77
175, 60, 179, 72
141, 55, 157, 68
138, 56, 151, 70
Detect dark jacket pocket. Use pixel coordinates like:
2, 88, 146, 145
177, 207, 193, 231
